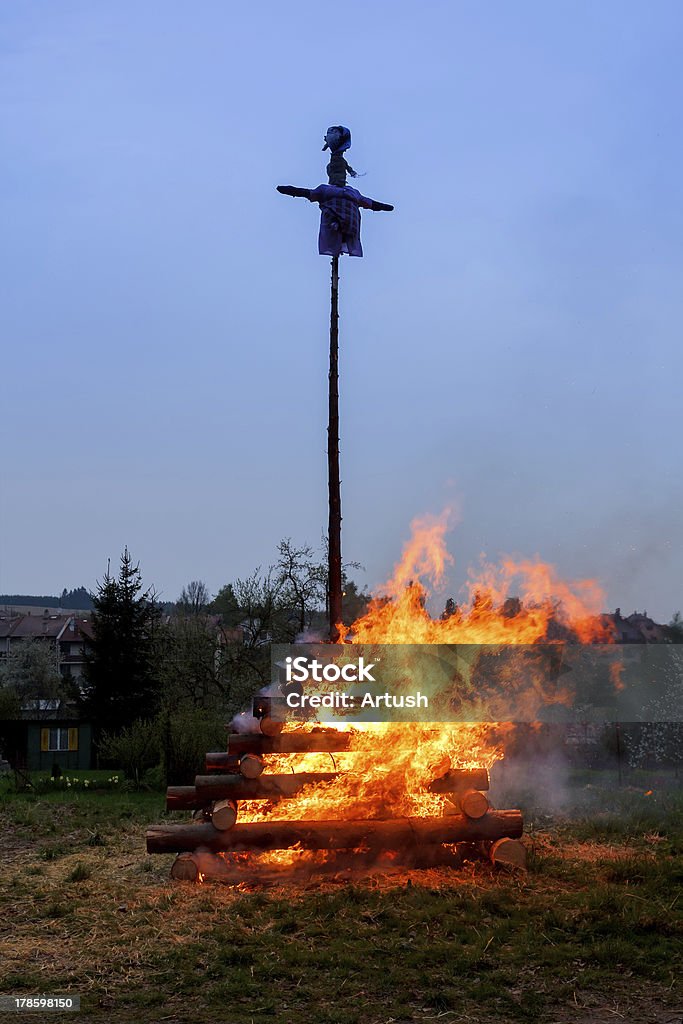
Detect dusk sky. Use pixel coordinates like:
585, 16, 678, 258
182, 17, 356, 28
2, 1, 682, 620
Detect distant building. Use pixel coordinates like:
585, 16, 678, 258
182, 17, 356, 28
1, 700, 92, 771
0, 613, 94, 770
0, 612, 93, 679
606, 608, 666, 643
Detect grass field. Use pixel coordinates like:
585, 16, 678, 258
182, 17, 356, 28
0, 770, 681, 1024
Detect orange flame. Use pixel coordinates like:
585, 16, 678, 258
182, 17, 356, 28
237, 515, 610, 839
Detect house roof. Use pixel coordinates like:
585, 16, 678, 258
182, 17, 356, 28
0, 616, 19, 639
19, 699, 84, 722
1, 614, 92, 642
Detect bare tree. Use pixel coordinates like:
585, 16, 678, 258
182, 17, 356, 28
275, 540, 327, 634
0, 638, 65, 719
177, 580, 211, 616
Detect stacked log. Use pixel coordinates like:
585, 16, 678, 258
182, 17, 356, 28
151, 728, 525, 878
147, 811, 523, 855
211, 799, 237, 831
238, 753, 264, 779
427, 768, 489, 794
166, 772, 339, 811
207, 728, 352, 764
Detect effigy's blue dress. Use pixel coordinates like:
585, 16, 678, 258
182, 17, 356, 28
309, 184, 377, 258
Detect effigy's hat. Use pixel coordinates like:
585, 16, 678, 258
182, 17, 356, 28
322, 126, 351, 154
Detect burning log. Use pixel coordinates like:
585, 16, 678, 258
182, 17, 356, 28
170, 851, 232, 881
250, 696, 284, 737
260, 716, 284, 737
217, 729, 353, 759
457, 789, 490, 820
166, 773, 339, 811
194, 772, 339, 803
211, 798, 238, 831
239, 753, 264, 779
146, 810, 523, 855
205, 753, 241, 773
427, 768, 489, 794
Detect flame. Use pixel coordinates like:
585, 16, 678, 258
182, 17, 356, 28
342, 511, 609, 645
236, 515, 610, 841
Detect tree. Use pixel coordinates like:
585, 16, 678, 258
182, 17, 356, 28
0, 638, 64, 717
176, 580, 210, 617
80, 549, 161, 734
155, 612, 227, 708
193, 538, 366, 712
98, 719, 159, 786
208, 583, 242, 627
60, 586, 94, 610
157, 705, 226, 785
665, 611, 683, 642
0, 686, 20, 721
275, 539, 327, 634
343, 579, 371, 625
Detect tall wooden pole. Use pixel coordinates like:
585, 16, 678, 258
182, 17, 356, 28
328, 255, 343, 640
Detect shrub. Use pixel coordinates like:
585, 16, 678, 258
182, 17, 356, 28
98, 720, 159, 787
157, 705, 225, 785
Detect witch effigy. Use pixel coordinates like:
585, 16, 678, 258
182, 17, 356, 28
277, 126, 393, 639
277, 126, 394, 257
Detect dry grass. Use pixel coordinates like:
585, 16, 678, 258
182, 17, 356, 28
0, 780, 681, 1024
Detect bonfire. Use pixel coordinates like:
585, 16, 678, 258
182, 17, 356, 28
146, 514, 610, 883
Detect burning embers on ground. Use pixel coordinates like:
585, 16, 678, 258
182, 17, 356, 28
145, 514, 610, 884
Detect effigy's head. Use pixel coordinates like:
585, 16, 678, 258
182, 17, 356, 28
323, 126, 356, 185
322, 126, 351, 155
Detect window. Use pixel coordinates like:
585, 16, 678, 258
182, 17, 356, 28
49, 728, 69, 751
41, 727, 78, 752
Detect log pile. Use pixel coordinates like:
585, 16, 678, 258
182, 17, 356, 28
146, 726, 526, 879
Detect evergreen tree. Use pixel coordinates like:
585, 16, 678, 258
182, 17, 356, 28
81, 549, 160, 733
208, 582, 242, 626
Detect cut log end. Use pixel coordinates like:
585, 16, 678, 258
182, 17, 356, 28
170, 853, 200, 882
489, 837, 527, 870
259, 716, 284, 737
211, 798, 238, 831
459, 790, 490, 820
239, 753, 264, 779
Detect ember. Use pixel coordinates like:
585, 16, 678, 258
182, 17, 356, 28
146, 516, 609, 883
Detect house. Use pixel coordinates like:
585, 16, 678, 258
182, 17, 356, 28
0, 611, 93, 679
1, 700, 92, 771
608, 608, 666, 643
0, 613, 94, 770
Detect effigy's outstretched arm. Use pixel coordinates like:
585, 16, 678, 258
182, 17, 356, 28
277, 185, 314, 200
278, 185, 394, 212
356, 192, 394, 212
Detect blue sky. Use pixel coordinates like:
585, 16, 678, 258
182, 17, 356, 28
1, 1, 682, 619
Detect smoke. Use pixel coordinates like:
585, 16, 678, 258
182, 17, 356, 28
565, 502, 683, 623
230, 711, 262, 735
490, 747, 573, 817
